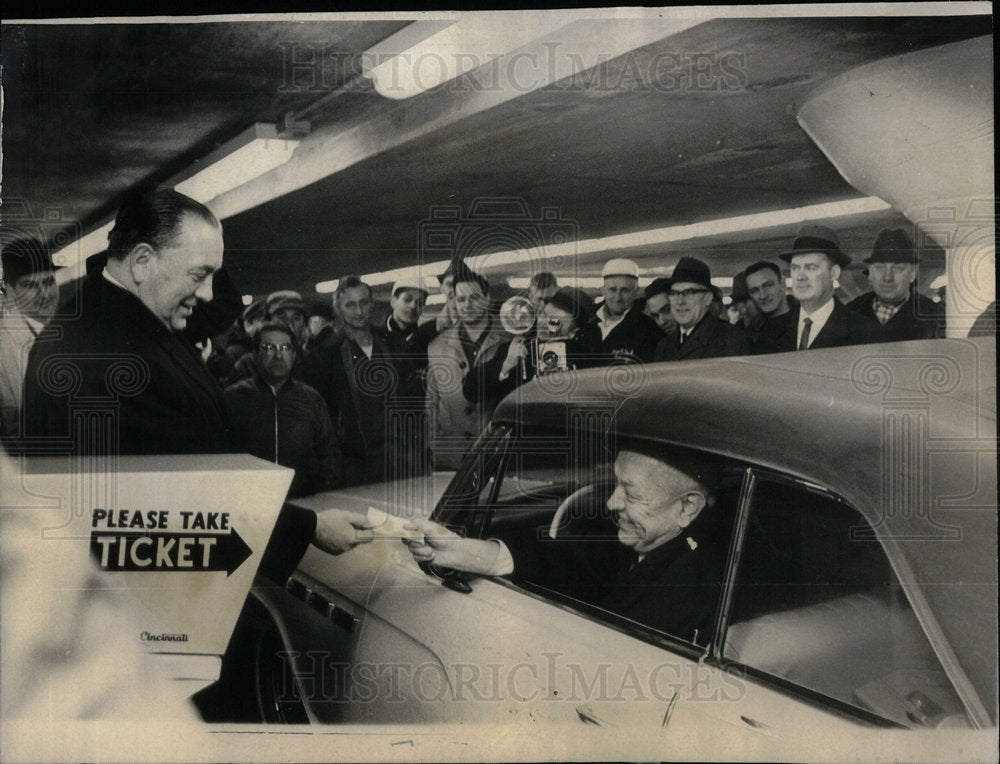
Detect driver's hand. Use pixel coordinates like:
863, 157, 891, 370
402, 520, 503, 575
312, 508, 375, 555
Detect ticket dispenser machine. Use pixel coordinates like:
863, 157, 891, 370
7, 454, 293, 707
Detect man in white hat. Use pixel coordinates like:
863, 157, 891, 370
383, 275, 438, 396
596, 257, 661, 363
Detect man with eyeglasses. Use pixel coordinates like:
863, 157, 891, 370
1, 237, 58, 436
756, 225, 877, 353
653, 257, 748, 362
225, 322, 340, 498
404, 448, 731, 645
596, 258, 662, 363
846, 228, 944, 342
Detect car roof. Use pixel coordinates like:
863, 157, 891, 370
493, 337, 997, 722
494, 338, 994, 512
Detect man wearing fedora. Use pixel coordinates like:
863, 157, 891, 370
756, 225, 878, 353
653, 256, 748, 362
596, 257, 662, 363
847, 227, 944, 342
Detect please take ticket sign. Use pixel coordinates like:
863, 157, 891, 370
17, 454, 293, 657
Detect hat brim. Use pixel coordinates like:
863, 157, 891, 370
861, 255, 918, 265
779, 249, 852, 268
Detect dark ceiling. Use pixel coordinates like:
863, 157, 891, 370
1, 14, 991, 301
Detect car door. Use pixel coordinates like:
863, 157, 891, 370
272, 425, 860, 741
707, 468, 977, 732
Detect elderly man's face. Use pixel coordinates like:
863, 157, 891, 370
607, 450, 704, 555
868, 262, 915, 304
745, 268, 786, 315
9, 271, 58, 322
454, 281, 488, 324
337, 286, 373, 331
790, 253, 838, 307
137, 212, 223, 332
391, 288, 426, 326
644, 292, 676, 334
601, 276, 638, 318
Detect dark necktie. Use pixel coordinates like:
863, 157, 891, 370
798, 317, 813, 350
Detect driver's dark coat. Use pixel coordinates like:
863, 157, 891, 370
506, 512, 728, 646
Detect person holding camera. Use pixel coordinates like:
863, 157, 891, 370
463, 286, 603, 405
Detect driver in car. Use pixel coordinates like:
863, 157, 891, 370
405, 448, 732, 645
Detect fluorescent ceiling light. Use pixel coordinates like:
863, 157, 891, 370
462, 197, 892, 272
174, 123, 300, 203
317, 196, 892, 294
50, 122, 301, 271
316, 262, 449, 294
362, 13, 583, 99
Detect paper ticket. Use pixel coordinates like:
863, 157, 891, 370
366, 506, 424, 541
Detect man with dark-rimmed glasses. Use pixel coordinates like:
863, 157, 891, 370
653, 256, 748, 362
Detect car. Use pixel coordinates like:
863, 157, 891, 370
230, 336, 996, 746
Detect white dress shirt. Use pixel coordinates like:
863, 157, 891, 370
798, 297, 836, 348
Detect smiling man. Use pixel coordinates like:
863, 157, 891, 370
653, 257, 748, 362
406, 447, 731, 645
20, 188, 374, 637
22, 188, 233, 454
596, 258, 661, 363
744, 260, 792, 319
425, 262, 510, 469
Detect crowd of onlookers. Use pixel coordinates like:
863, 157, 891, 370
2, 201, 996, 496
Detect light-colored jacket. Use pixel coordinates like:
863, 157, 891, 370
425, 320, 509, 469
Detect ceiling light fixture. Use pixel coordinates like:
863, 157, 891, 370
49, 122, 303, 272
173, 123, 301, 203
361, 13, 584, 100
314, 196, 892, 295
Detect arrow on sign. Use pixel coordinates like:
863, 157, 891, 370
90, 528, 253, 576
